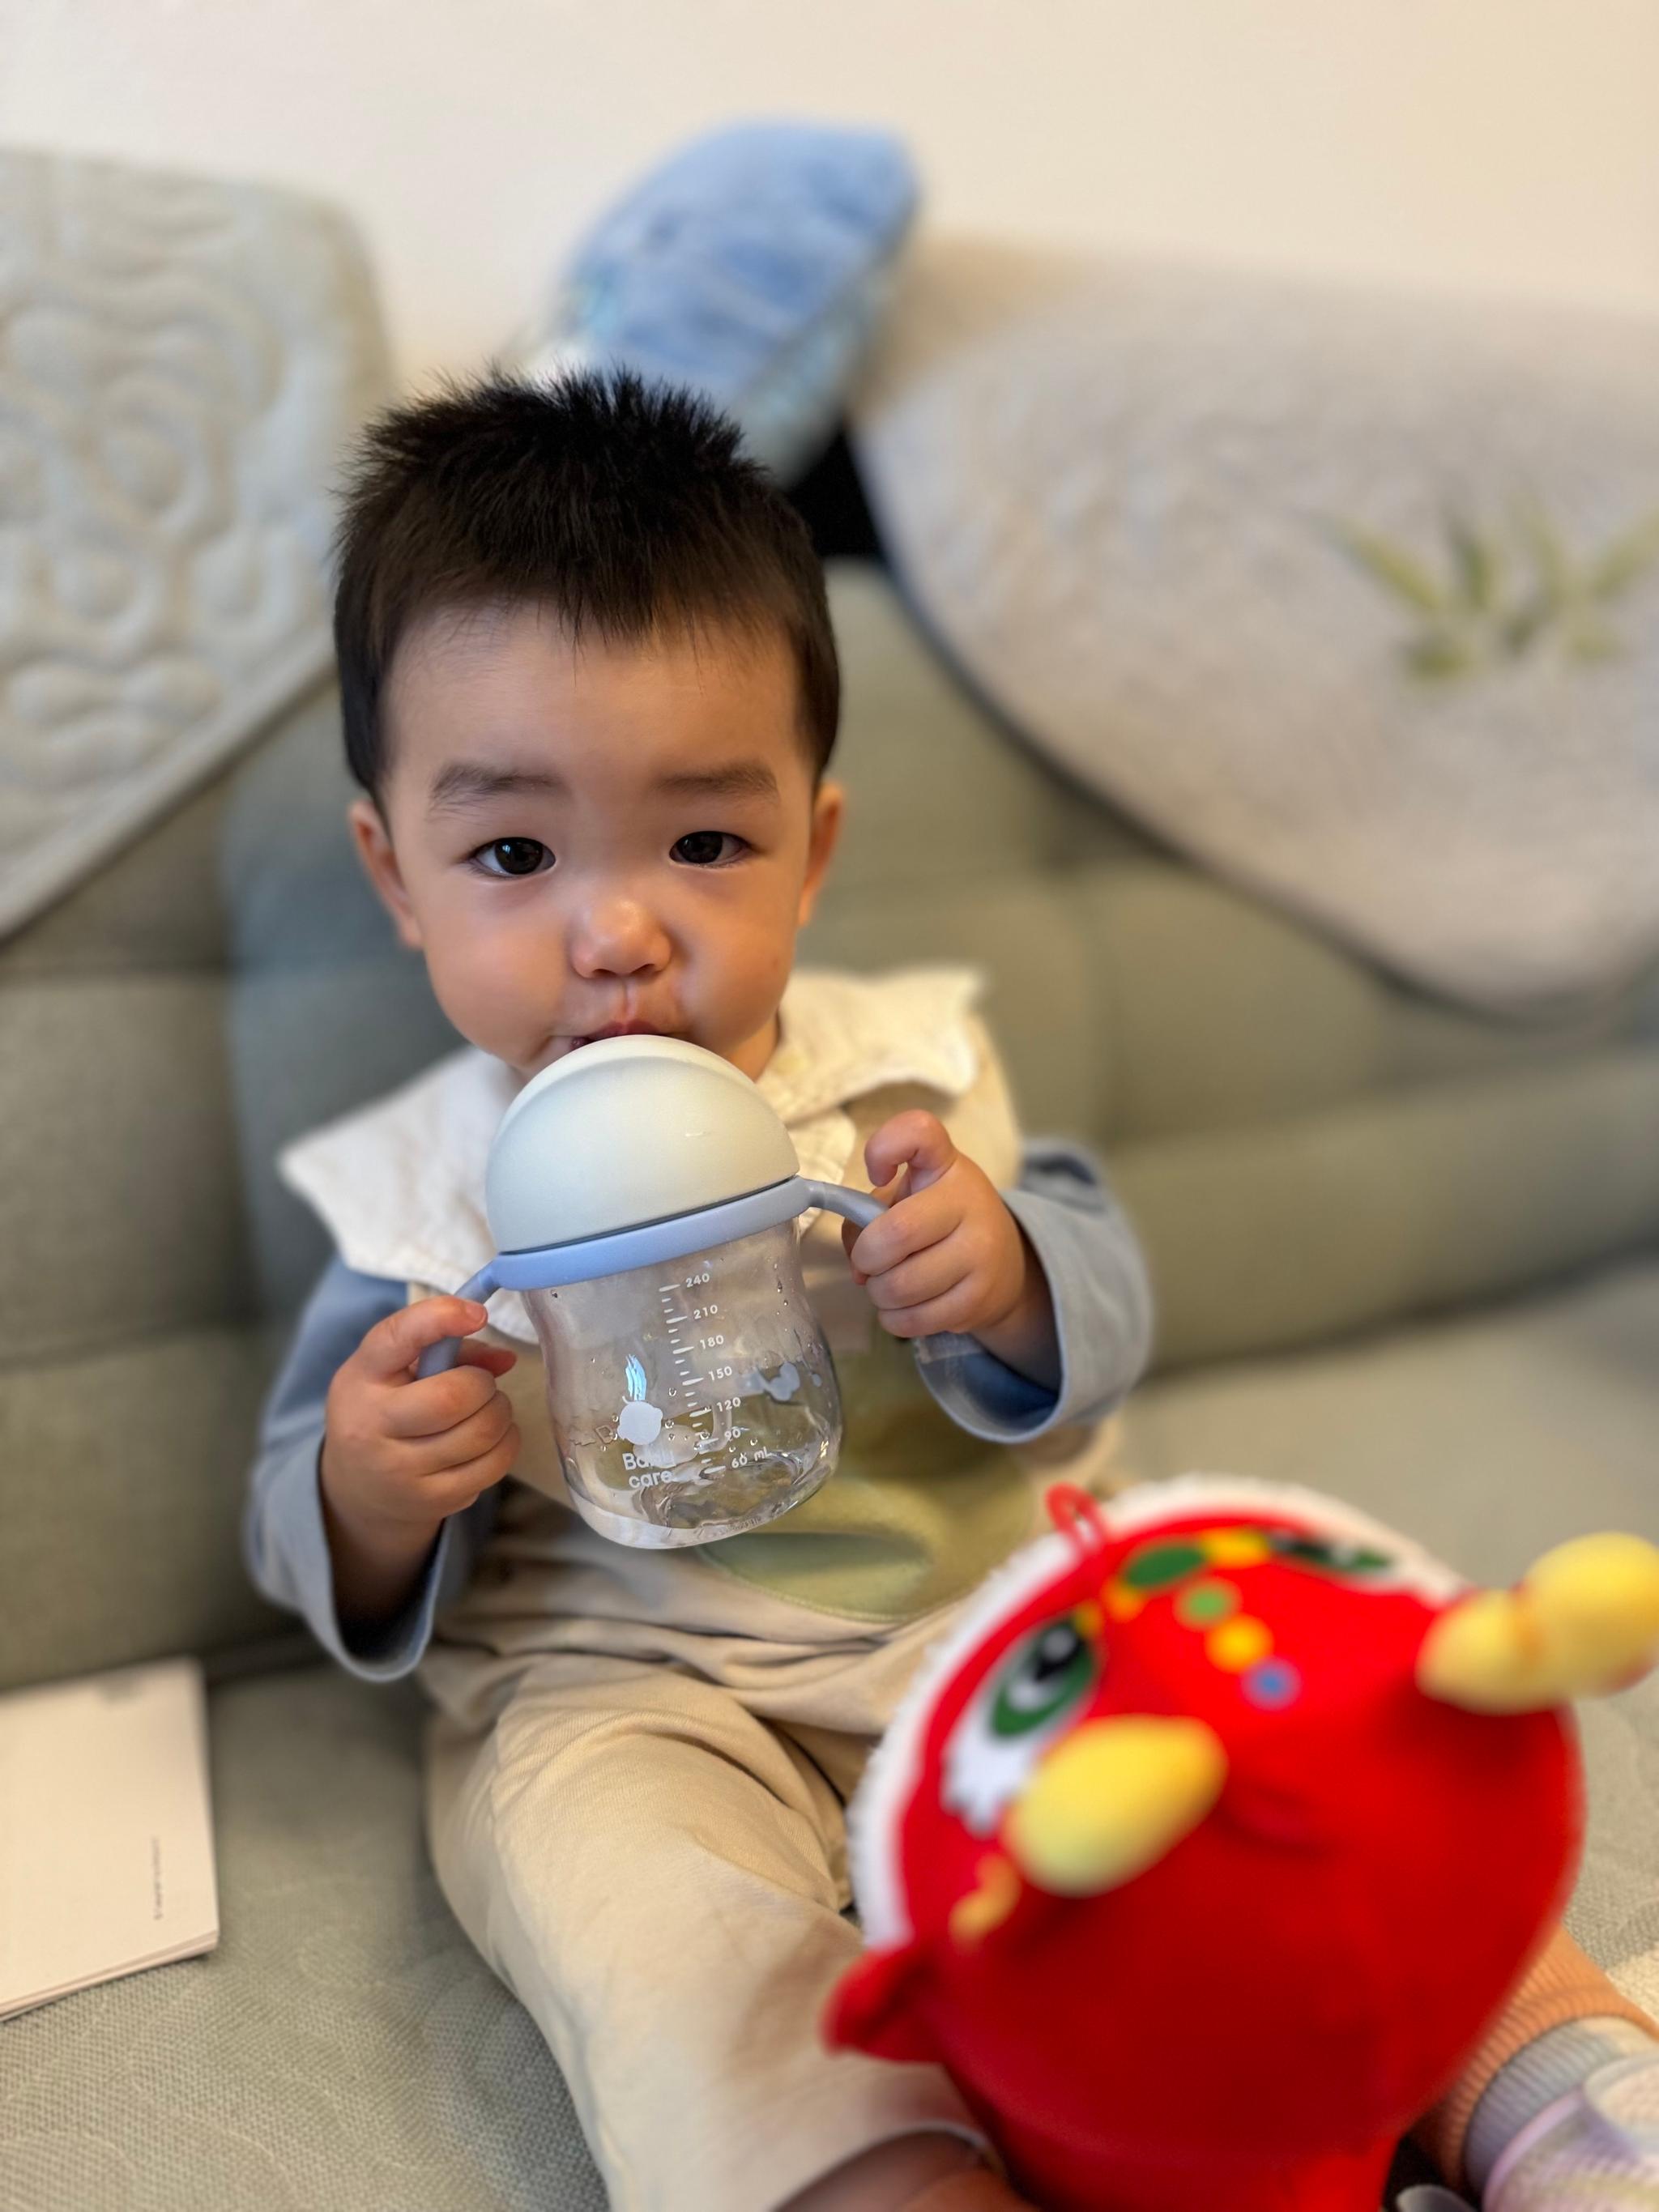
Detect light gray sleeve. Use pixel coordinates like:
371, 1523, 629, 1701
915, 1139, 1155, 1444
242, 1255, 496, 1683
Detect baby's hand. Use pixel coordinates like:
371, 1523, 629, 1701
841, 1113, 1056, 1382
320, 1297, 519, 1623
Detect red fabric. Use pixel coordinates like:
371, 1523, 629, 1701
828, 1500, 1580, 2212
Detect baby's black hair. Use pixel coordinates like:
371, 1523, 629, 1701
332, 367, 839, 799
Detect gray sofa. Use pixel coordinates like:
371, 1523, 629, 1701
2, 559, 1657, 2210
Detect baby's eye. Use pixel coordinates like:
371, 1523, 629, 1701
672, 831, 747, 867
472, 837, 552, 879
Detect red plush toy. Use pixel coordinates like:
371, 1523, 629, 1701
826, 1478, 1659, 2212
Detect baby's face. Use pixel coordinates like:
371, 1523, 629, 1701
351, 604, 842, 1084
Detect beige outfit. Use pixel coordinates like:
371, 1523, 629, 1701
279, 967, 1118, 2212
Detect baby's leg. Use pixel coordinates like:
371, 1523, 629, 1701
424, 1659, 1000, 2212
1415, 1924, 1658, 2204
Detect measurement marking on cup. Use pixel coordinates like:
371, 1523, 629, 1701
659, 1286, 710, 1412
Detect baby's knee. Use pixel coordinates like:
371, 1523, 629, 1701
487, 1684, 839, 1921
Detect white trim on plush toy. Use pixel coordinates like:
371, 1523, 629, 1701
848, 1475, 1469, 1951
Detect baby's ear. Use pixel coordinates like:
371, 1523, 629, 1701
348, 795, 423, 951
797, 779, 846, 927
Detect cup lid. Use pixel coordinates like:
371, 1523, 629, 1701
485, 1035, 800, 1253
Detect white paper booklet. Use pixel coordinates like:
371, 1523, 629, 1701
0, 1656, 219, 2021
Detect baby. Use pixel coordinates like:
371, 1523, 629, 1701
247, 371, 1659, 2212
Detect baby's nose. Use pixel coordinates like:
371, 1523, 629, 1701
568, 895, 671, 978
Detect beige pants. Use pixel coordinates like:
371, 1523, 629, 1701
423, 1639, 987, 2212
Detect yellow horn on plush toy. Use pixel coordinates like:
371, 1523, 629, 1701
1418, 1532, 1659, 1715
1004, 1716, 1227, 1897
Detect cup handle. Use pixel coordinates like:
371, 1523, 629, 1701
800, 1181, 884, 1233
414, 1265, 501, 1379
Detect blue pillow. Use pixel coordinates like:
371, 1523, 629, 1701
521, 121, 919, 481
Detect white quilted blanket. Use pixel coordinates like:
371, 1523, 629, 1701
0, 150, 389, 936
854, 241, 1659, 1010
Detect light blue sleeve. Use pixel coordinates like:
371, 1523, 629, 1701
915, 1139, 1155, 1444
242, 1255, 497, 1683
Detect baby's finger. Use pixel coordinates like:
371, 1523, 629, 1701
455, 1341, 518, 1377
862, 1237, 969, 1316
420, 1425, 522, 1516
383, 1362, 502, 1440
842, 1172, 898, 1266
864, 1111, 957, 1200
850, 1177, 957, 1279
357, 1296, 488, 1382
842, 1166, 907, 1280
875, 1282, 983, 1340
403, 1391, 516, 1473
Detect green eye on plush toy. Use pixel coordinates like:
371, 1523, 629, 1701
944, 1616, 1104, 1844
991, 1622, 1097, 1735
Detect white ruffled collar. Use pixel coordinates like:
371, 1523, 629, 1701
279, 964, 985, 1340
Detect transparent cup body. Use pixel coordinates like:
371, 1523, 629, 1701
526, 1221, 842, 1548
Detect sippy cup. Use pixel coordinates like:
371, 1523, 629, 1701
418, 1035, 957, 1549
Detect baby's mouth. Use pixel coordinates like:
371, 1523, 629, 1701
563, 1021, 670, 1055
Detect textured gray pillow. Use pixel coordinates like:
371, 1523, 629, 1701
0, 149, 389, 939
854, 240, 1659, 1010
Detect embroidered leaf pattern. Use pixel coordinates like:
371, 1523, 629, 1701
1405, 632, 1477, 680
1333, 526, 1449, 618
1447, 513, 1499, 615
1332, 499, 1659, 682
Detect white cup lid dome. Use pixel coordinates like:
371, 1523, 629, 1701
485, 1035, 801, 1253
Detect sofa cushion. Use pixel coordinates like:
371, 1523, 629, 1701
216, 684, 459, 1320
0, 1326, 286, 1695
0, 1663, 604, 2212
0, 971, 251, 1373
817, 563, 1159, 891
1111, 1053, 1659, 1370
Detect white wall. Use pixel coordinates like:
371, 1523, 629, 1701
6, 0, 1659, 390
